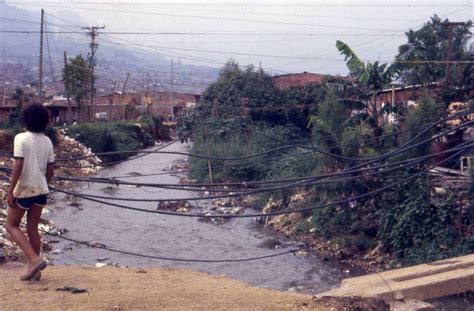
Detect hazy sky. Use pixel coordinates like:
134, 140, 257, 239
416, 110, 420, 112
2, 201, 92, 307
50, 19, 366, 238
7, 0, 474, 75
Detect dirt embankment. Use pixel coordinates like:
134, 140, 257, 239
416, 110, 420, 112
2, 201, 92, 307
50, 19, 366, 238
0, 263, 389, 311
1, 262, 313, 310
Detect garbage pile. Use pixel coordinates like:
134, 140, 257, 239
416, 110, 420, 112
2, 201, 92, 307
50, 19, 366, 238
55, 131, 102, 176
0, 206, 64, 263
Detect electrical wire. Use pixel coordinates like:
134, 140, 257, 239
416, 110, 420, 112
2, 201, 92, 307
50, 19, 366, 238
1, 1, 462, 7
48, 143, 473, 218
43, 16, 56, 82
48, 113, 474, 164
0, 218, 306, 263
49, 140, 474, 203
51, 143, 468, 193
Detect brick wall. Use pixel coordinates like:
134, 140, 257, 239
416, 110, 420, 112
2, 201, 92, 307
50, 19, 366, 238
272, 72, 325, 89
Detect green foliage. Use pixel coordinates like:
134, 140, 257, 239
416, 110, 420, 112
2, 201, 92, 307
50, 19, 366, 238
0, 126, 58, 151
63, 55, 90, 121
66, 121, 155, 162
186, 60, 319, 183
336, 40, 406, 126
396, 15, 473, 104
467, 164, 474, 225
400, 93, 440, 159
336, 40, 370, 84
293, 220, 313, 235
376, 178, 470, 265
182, 52, 469, 268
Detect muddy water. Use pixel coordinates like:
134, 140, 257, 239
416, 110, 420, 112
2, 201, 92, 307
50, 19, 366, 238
48, 142, 346, 294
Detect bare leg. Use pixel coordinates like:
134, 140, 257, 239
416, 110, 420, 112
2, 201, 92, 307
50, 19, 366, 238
26, 204, 44, 256
5, 207, 39, 265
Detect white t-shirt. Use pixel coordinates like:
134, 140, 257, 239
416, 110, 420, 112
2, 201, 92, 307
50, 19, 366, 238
13, 131, 55, 198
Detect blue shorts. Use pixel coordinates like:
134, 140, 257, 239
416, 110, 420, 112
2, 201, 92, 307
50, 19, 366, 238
14, 194, 48, 210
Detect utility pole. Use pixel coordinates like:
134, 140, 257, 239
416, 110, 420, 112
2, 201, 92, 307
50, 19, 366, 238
444, 22, 465, 85
170, 58, 174, 117
38, 9, 44, 103
64, 50, 72, 124
122, 73, 130, 94
258, 61, 262, 82
143, 72, 150, 116
122, 72, 130, 120
82, 25, 105, 121
146, 72, 150, 96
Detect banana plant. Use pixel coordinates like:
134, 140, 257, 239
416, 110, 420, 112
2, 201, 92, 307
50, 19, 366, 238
336, 40, 404, 126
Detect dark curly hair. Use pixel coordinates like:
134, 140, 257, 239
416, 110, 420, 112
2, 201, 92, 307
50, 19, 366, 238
22, 103, 50, 133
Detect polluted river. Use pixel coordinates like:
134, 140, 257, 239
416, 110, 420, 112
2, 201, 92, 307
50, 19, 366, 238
46, 142, 346, 295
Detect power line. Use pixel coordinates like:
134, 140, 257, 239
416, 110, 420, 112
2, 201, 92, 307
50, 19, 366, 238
1, 135, 464, 194
50, 117, 474, 163
49, 144, 472, 218
132, 3, 422, 23
2, 1, 462, 7
0, 30, 407, 36
53, 136, 464, 191
0, 218, 305, 263
58, 114, 460, 179
44, 12, 85, 28
51, 149, 455, 196
50, 140, 474, 203
47, 232, 305, 263
4, 29, 468, 64
44, 16, 56, 82
3, 2, 417, 32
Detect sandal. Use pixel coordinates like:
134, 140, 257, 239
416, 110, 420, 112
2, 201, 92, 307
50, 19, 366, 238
20, 259, 47, 281
32, 272, 42, 281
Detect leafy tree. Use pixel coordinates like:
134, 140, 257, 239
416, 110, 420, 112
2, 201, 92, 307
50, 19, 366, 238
195, 60, 280, 124
63, 54, 90, 122
396, 15, 473, 104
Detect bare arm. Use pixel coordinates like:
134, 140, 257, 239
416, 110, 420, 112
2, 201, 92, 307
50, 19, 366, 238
7, 158, 24, 207
46, 163, 55, 186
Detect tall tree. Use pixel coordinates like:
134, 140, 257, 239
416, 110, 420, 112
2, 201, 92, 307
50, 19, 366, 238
62, 55, 90, 122
396, 15, 473, 104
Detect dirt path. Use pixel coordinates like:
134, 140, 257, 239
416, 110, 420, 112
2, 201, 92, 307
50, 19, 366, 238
1, 262, 318, 310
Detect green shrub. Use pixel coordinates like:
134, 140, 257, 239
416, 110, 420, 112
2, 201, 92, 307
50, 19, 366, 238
66, 121, 156, 163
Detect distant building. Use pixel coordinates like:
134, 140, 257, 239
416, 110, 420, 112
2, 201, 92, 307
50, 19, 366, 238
272, 72, 351, 90
150, 91, 201, 116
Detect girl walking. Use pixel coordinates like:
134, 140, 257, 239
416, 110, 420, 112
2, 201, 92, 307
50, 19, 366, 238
5, 103, 54, 281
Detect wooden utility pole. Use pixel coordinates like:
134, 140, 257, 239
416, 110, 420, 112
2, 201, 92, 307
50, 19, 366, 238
444, 22, 465, 85
170, 58, 174, 117
122, 73, 130, 94
143, 72, 150, 116
146, 72, 150, 96
82, 25, 105, 121
38, 9, 44, 103
64, 50, 72, 124
122, 72, 130, 120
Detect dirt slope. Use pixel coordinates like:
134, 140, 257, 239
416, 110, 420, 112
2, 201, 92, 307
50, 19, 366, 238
0, 262, 316, 310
